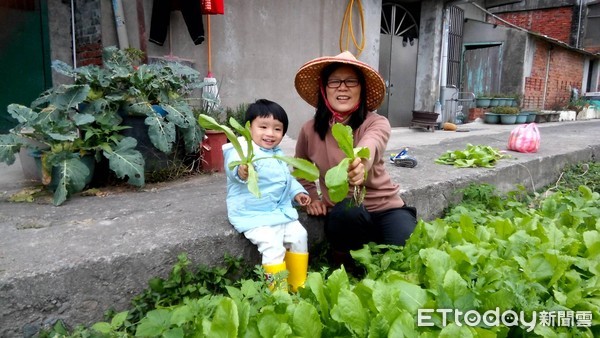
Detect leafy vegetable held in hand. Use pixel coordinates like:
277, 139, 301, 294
325, 123, 370, 206
198, 114, 319, 198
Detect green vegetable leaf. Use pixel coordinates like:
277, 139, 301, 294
205, 298, 239, 338
331, 123, 355, 158
247, 164, 260, 198
198, 114, 245, 162
103, 137, 145, 187
331, 289, 368, 337
52, 155, 91, 206
292, 301, 322, 337
275, 155, 319, 182
0, 134, 23, 165
136, 309, 171, 336
325, 158, 351, 202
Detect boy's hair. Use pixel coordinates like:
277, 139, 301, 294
244, 99, 289, 135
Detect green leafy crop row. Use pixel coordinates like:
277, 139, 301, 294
41, 173, 600, 337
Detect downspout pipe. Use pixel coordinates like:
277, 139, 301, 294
71, 0, 76, 67
576, 0, 583, 48
112, 0, 129, 49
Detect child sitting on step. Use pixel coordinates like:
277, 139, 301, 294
222, 99, 311, 291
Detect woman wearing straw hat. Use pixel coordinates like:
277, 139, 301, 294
294, 51, 417, 271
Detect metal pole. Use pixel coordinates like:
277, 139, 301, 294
71, 0, 77, 67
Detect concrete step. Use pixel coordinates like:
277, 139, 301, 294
1, 119, 599, 336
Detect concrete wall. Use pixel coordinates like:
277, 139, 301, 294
414, 0, 444, 112
48, 0, 75, 85
77, 0, 382, 139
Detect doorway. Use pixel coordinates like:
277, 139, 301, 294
0, 0, 52, 134
462, 44, 503, 96
379, 2, 420, 127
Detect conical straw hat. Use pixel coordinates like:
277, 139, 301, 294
294, 51, 386, 111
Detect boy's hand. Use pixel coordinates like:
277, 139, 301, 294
237, 164, 248, 180
295, 193, 311, 206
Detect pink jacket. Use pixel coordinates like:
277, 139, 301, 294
295, 112, 405, 212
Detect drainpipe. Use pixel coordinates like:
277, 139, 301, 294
112, 0, 129, 49
542, 46, 552, 109
439, 7, 449, 92
70, 0, 77, 67
576, 0, 583, 48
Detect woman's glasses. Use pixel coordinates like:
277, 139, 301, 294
326, 78, 360, 88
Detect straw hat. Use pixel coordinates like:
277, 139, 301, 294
294, 51, 386, 111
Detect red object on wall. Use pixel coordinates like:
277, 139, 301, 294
200, 130, 228, 172
201, 0, 224, 15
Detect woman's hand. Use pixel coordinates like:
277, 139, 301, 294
348, 157, 367, 186
237, 164, 248, 180
295, 193, 311, 206
306, 199, 327, 216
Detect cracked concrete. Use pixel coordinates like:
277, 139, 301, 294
0, 119, 599, 336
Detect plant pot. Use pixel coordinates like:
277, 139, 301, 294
534, 114, 547, 123
31, 151, 95, 191
523, 112, 537, 123
200, 130, 228, 172
500, 114, 518, 124
120, 114, 177, 172
547, 112, 560, 122
484, 113, 500, 124
489, 98, 501, 107
515, 113, 528, 124
476, 98, 491, 108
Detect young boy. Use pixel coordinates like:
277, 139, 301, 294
222, 99, 311, 291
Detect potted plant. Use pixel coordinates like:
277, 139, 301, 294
475, 93, 492, 108
0, 84, 144, 205
491, 106, 520, 124
52, 46, 205, 172
194, 99, 228, 173
521, 109, 539, 123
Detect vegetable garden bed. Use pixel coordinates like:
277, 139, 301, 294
41, 165, 600, 337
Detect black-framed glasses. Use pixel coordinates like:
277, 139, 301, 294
326, 78, 360, 88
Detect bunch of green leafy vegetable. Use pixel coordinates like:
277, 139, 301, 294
325, 123, 370, 206
435, 143, 510, 168
198, 114, 319, 197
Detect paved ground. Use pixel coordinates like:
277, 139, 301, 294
1, 119, 599, 336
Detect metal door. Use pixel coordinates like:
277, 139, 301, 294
379, 3, 419, 127
0, 0, 52, 134
462, 44, 502, 96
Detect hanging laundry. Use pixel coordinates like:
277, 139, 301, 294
149, 0, 205, 46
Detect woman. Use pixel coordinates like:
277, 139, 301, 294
294, 51, 417, 268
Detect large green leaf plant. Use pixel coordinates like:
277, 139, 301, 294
0, 83, 144, 205
52, 46, 204, 157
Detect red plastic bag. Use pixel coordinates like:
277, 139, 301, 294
508, 123, 540, 153
202, 0, 224, 14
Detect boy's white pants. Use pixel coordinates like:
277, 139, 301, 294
243, 220, 308, 265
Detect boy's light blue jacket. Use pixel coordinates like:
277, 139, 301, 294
222, 140, 307, 233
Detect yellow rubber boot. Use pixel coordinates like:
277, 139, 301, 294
263, 261, 287, 291
284, 251, 309, 292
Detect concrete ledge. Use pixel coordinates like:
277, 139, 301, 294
1, 120, 599, 336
